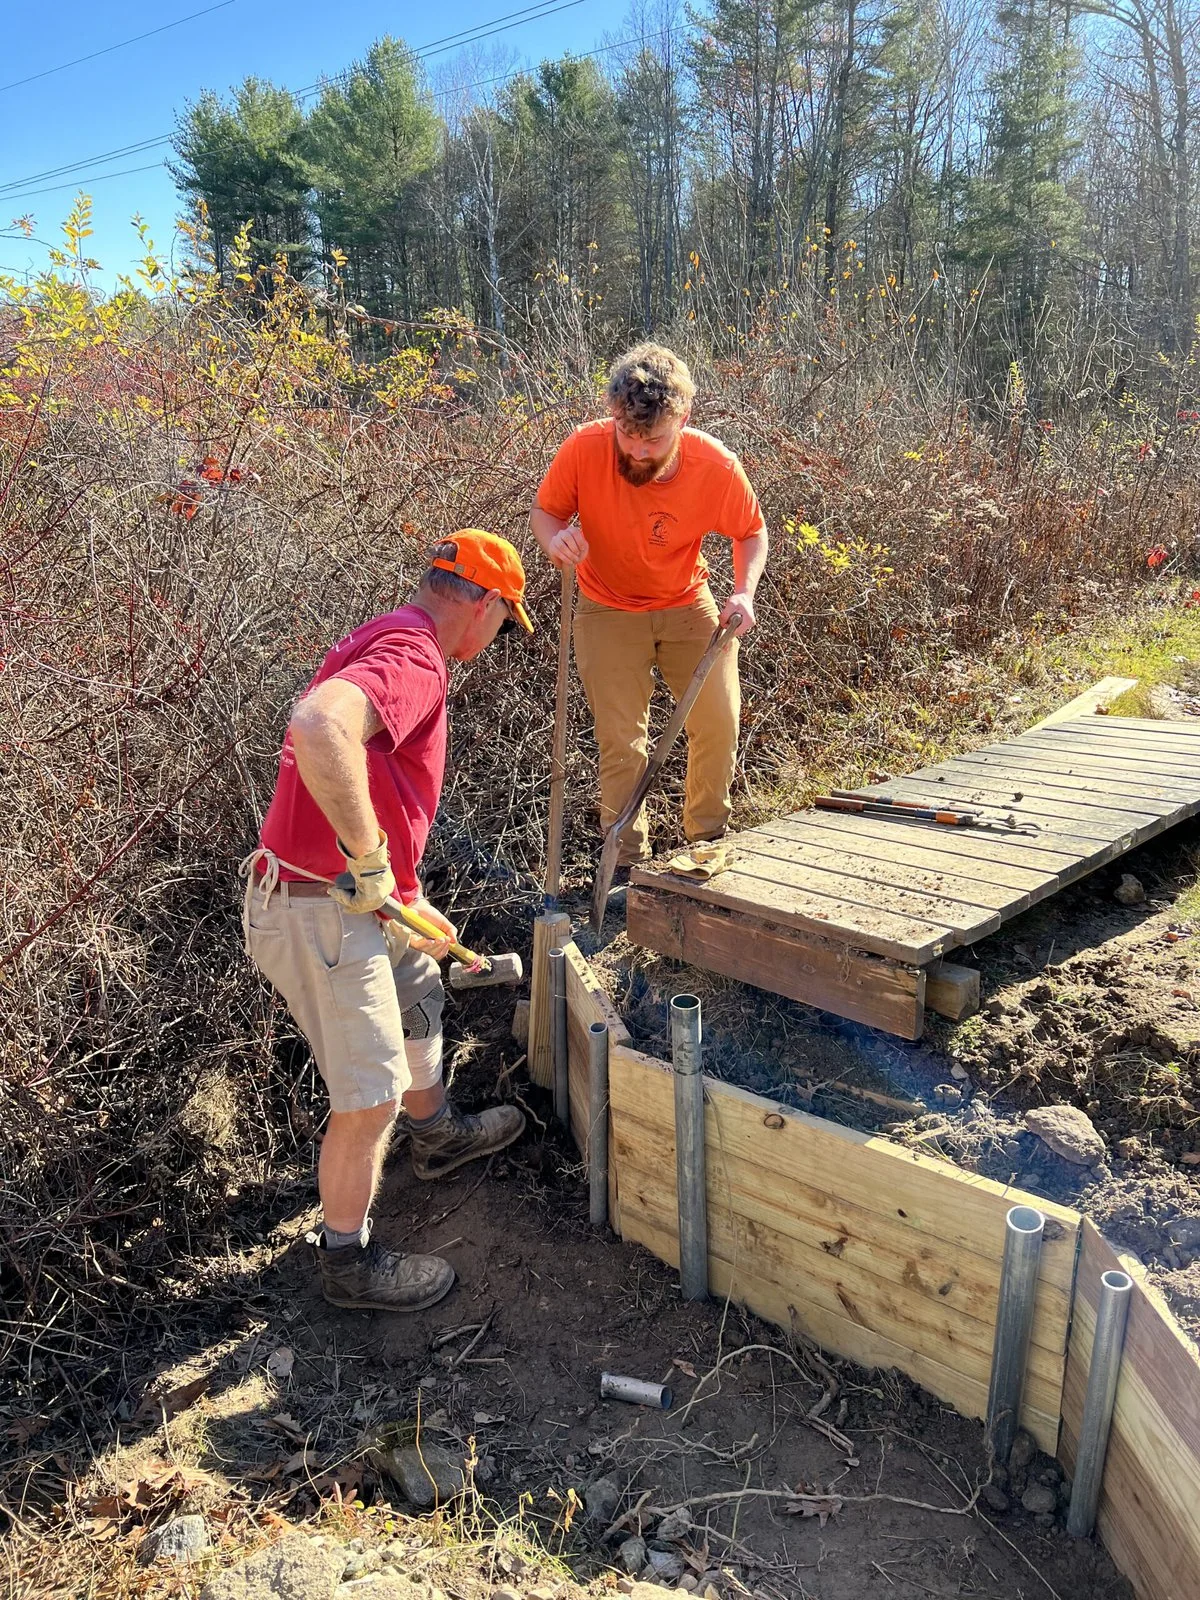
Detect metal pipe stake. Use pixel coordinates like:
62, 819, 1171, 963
549, 947, 569, 1129
600, 1372, 673, 1409
1067, 1269, 1133, 1538
986, 1205, 1046, 1467
587, 1021, 610, 1228
670, 993, 708, 1301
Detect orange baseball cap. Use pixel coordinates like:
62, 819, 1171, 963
431, 529, 534, 633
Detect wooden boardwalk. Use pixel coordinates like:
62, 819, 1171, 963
626, 715, 1200, 1037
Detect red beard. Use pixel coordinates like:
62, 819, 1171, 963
615, 439, 675, 485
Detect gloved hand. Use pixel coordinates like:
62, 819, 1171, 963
330, 832, 396, 914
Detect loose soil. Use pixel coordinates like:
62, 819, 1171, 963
3, 1012, 1131, 1600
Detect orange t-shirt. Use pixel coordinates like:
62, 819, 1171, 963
535, 419, 764, 611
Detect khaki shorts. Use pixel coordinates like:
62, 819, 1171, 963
244, 882, 443, 1113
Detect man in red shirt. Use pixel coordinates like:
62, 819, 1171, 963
244, 531, 533, 1312
532, 343, 767, 870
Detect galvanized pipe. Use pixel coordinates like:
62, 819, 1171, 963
986, 1205, 1046, 1466
600, 1372, 673, 1409
587, 1021, 609, 1228
1067, 1269, 1133, 1538
670, 993, 708, 1301
549, 947, 569, 1129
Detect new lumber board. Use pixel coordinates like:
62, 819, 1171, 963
610, 1122, 1069, 1409
626, 887, 927, 1038
1026, 678, 1139, 728
628, 862, 955, 965
528, 910, 570, 1089
1059, 1221, 1200, 1600
562, 942, 627, 1226
606, 1043, 1071, 1450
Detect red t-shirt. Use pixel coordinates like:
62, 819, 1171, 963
259, 605, 447, 903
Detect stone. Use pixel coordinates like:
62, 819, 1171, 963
200, 1534, 345, 1600
374, 1443, 465, 1509
382, 1545, 406, 1565
585, 1475, 621, 1524
619, 1537, 648, 1575
629, 1585, 680, 1600
679, 1579, 699, 1594
1024, 1105, 1105, 1166
139, 1514, 210, 1564
1167, 1216, 1200, 1256
338, 1581, 426, 1600
934, 1083, 963, 1107
617, 1581, 636, 1597
1114, 874, 1146, 906
342, 1549, 383, 1580
654, 1509, 692, 1544
980, 1484, 1009, 1513
527, 1589, 559, 1600
646, 1550, 686, 1583
1008, 1430, 1037, 1472
1021, 1483, 1058, 1517
491, 1590, 522, 1600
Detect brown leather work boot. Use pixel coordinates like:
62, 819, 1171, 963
410, 1101, 525, 1181
310, 1227, 455, 1311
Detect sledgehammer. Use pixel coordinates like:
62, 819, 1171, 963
331, 874, 523, 991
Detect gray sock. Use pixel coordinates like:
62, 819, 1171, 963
323, 1221, 369, 1250
408, 1102, 449, 1133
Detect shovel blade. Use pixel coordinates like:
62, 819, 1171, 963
590, 827, 623, 933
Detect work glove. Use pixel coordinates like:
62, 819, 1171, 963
330, 832, 397, 914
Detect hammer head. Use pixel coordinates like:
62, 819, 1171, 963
448, 951, 524, 991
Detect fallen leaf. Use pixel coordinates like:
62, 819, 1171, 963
1181, 1152, 1200, 1166
472, 1411, 505, 1426
133, 1374, 210, 1424
672, 1358, 698, 1378
782, 1492, 843, 1527
268, 1413, 308, 1444
282, 1448, 318, 1475
266, 1347, 295, 1380
5, 1415, 49, 1446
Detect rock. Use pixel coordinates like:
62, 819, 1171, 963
374, 1443, 465, 1509
1008, 1430, 1037, 1472
646, 1550, 685, 1583
1167, 1216, 1200, 1256
1114, 874, 1146, 906
1024, 1105, 1105, 1166
617, 1581, 636, 1597
980, 1484, 1010, 1513
934, 1083, 963, 1107
339, 1581, 426, 1600
585, 1475, 621, 1524
527, 1589, 559, 1600
629, 1583, 680, 1599
491, 1589, 522, 1600
1021, 1483, 1058, 1517
139, 1514, 210, 1564
201, 1534, 345, 1600
654, 1509, 692, 1544
342, 1549, 383, 1580
619, 1537, 648, 1575
511, 998, 530, 1049
1035, 1513, 1056, 1531
950, 1062, 970, 1081
679, 1579, 699, 1594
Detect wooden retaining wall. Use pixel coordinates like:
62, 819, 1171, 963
555, 940, 1200, 1600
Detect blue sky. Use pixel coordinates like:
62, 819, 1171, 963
0, 0, 610, 289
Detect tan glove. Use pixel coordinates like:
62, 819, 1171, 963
330, 832, 396, 914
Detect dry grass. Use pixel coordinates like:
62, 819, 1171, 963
2, 251, 1198, 1466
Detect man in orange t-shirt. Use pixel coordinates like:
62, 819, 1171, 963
532, 343, 768, 867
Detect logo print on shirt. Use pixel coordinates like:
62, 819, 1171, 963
648, 511, 678, 548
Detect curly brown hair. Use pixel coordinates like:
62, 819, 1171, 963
605, 343, 696, 435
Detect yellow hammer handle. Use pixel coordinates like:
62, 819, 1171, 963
384, 896, 481, 967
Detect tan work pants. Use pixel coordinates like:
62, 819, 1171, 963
572, 585, 740, 864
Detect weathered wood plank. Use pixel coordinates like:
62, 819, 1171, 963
1011, 730, 1200, 784
771, 811, 1086, 878
719, 847, 1004, 939
630, 863, 955, 965
940, 749, 1199, 807
1093, 714, 1200, 739
626, 887, 926, 1038
1059, 1221, 1200, 1600
879, 767, 1177, 830
1026, 678, 1139, 728
1049, 720, 1200, 760
733, 832, 1031, 914
925, 960, 981, 1020
607, 1045, 1073, 1452
750, 816, 1057, 895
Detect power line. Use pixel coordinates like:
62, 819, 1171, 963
4, 162, 167, 205
0, 2, 237, 96
0, 0, 589, 199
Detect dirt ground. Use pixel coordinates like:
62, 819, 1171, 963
5, 1026, 1131, 1600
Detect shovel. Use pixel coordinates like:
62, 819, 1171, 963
590, 611, 742, 932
